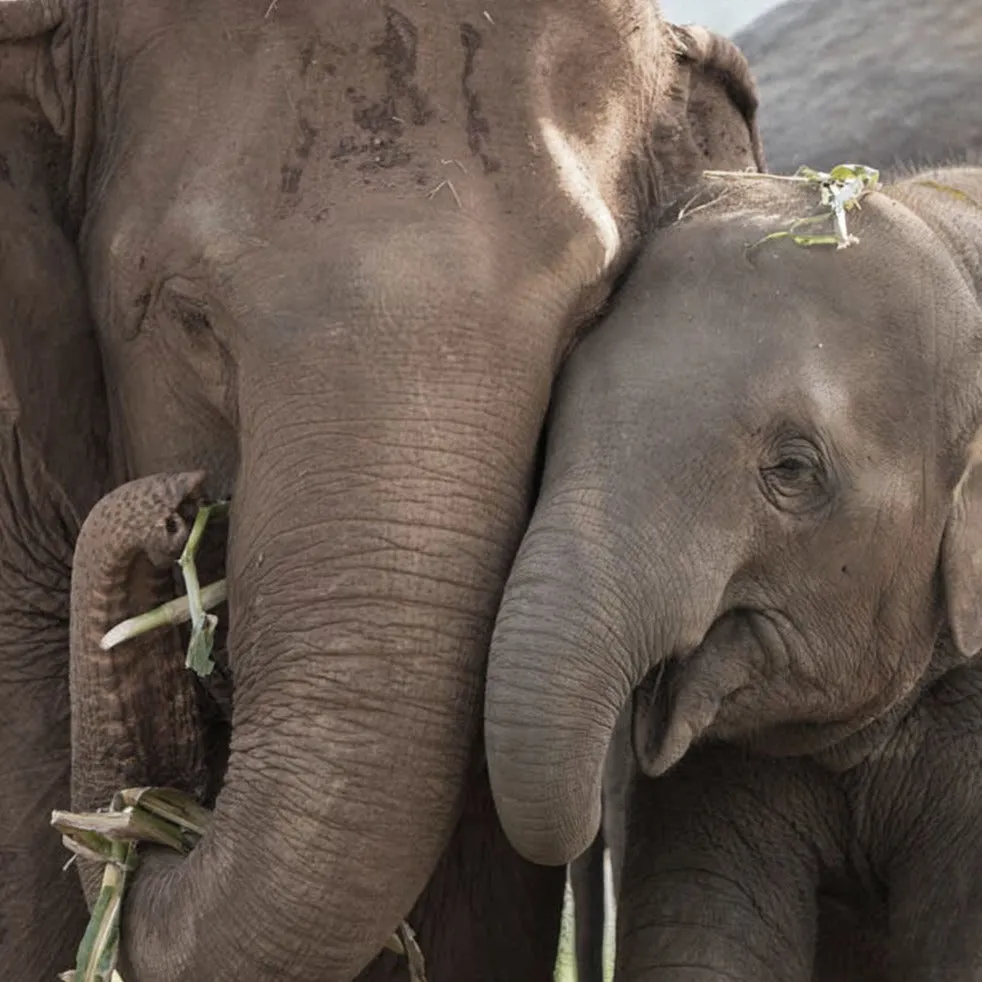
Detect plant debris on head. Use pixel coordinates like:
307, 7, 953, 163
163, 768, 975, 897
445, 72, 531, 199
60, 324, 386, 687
704, 162, 882, 249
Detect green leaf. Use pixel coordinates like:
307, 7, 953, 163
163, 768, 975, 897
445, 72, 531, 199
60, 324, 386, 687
52, 804, 196, 854
739, 160, 882, 252
913, 179, 978, 204
177, 500, 229, 678
56, 787, 429, 982
185, 612, 218, 677
790, 233, 843, 247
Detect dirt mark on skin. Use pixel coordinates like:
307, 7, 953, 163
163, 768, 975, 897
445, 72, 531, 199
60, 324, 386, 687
0, 154, 11, 187
460, 23, 499, 174
280, 115, 319, 194
322, 6, 435, 178
298, 32, 342, 80
370, 6, 432, 128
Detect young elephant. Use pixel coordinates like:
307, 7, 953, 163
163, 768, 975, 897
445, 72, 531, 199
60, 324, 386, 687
484, 165, 982, 980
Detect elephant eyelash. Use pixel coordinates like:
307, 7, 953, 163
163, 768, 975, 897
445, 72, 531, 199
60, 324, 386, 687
758, 438, 832, 513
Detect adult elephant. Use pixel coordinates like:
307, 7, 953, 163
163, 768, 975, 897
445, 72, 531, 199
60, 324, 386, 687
734, 0, 982, 174
0, 3, 764, 981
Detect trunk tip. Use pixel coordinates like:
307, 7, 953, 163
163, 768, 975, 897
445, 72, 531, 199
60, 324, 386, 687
492, 787, 603, 868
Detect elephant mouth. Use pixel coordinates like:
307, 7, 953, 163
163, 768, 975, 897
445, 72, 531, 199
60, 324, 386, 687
630, 654, 687, 777
629, 609, 908, 775
170, 511, 232, 805
629, 613, 760, 778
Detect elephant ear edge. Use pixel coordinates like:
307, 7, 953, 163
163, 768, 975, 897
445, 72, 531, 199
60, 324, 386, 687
942, 429, 982, 657
669, 23, 767, 175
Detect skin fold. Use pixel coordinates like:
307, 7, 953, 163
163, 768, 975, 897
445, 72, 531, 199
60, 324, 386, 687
735, 0, 982, 173
485, 165, 982, 979
0, 1, 765, 980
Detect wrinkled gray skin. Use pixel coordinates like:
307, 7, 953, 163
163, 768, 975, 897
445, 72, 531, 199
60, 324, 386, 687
487, 165, 982, 980
735, 0, 982, 173
0, 1, 766, 980
614, 648, 982, 982
0, 98, 110, 979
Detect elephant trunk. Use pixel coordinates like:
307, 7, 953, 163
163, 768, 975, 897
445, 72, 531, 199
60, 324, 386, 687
485, 488, 720, 867
71, 298, 553, 981
69, 472, 212, 856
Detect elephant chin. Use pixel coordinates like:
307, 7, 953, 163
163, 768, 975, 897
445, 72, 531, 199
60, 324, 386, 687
632, 615, 764, 778
631, 659, 694, 779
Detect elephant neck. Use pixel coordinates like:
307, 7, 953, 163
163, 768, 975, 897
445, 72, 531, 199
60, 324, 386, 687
811, 633, 961, 773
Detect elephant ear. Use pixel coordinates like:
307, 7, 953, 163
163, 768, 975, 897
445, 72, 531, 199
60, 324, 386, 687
647, 23, 766, 203
0, 0, 64, 38
942, 431, 982, 657
0, 0, 73, 138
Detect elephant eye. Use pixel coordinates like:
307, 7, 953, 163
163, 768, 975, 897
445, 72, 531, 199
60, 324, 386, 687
773, 455, 809, 477
759, 441, 828, 514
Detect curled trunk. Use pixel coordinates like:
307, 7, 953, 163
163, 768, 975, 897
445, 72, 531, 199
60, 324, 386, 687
485, 503, 651, 866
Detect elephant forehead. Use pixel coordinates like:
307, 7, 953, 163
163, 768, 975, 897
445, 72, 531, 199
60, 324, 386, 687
108, 195, 256, 270
538, 119, 623, 272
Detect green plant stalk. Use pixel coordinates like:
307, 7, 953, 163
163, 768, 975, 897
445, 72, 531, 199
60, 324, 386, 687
705, 162, 881, 250
394, 922, 428, 982
178, 500, 229, 676
56, 834, 134, 982
55, 788, 427, 980
99, 579, 228, 651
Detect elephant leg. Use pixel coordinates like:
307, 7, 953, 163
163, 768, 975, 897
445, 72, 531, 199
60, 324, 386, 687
0, 428, 90, 981
69, 472, 215, 901
359, 758, 566, 982
616, 744, 846, 982
869, 664, 982, 982
888, 838, 982, 982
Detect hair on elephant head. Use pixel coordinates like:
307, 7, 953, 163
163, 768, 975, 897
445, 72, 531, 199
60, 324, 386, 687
485, 165, 982, 867
0, 1, 765, 980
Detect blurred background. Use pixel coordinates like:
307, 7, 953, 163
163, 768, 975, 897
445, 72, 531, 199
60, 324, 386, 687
661, 0, 782, 36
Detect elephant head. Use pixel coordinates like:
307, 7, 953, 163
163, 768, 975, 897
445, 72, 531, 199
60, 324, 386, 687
1, 2, 762, 978
485, 167, 982, 866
